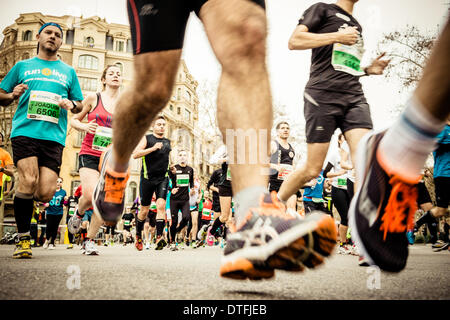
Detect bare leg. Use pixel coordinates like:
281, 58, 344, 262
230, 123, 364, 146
77, 168, 100, 215
343, 128, 371, 190
87, 212, 104, 240
200, 0, 271, 194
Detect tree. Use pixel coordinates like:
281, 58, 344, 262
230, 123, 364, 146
378, 25, 437, 90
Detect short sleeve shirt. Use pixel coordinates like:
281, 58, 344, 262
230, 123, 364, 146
0, 148, 13, 183
0, 57, 83, 146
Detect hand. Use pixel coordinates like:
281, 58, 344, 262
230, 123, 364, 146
153, 142, 163, 151
365, 52, 391, 75
170, 165, 177, 174
12, 84, 28, 100
172, 188, 179, 194
58, 98, 74, 111
84, 119, 98, 134
336, 26, 358, 45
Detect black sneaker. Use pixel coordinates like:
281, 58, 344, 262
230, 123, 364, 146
92, 148, 129, 223
155, 237, 167, 250
220, 192, 337, 280
349, 130, 418, 272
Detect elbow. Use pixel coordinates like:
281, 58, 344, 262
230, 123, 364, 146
288, 37, 305, 50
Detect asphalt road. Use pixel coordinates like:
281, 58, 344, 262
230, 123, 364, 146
0, 243, 449, 300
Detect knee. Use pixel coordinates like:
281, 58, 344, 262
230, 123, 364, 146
19, 174, 39, 194
304, 165, 323, 182
219, 14, 266, 70
133, 81, 172, 112
35, 188, 55, 203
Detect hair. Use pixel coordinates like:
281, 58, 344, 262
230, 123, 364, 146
178, 149, 187, 155
276, 121, 290, 130
101, 65, 121, 90
338, 133, 344, 148
57, 177, 63, 182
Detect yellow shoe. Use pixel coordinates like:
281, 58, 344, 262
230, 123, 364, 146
13, 235, 32, 259
67, 244, 74, 249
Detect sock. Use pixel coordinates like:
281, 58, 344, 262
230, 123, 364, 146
136, 218, 145, 239
233, 185, 268, 224
210, 218, 224, 237
378, 96, 446, 184
156, 220, 165, 237
14, 193, 34, 234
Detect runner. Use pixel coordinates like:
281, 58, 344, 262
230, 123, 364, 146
122, 206, 135, 246
302, 172, 326, 215
42, 177, 67, 250
350, 19, 450, 271
0, 132, 14, 195
131, 115, 171, 251
64, 191, 79, 249
412, 172, 437, 245
0, 22, 83, 259
195, 190, 213, 248
67, 64, 122, 255
268, 121, 298, 211
92, 0, 337, 280
168, 150, 194, 251
144, 194, 157, 249
186, 176, 201, 246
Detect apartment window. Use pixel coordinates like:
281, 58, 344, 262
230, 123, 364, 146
74, 131, 86, 147
66, 29, 74, 45
183, 90, 191, 102
127, 181, 137, 204
169, 104, 173, 111
105, 35, 114, 50
184, 109, 191, 121
177, 88, 181, 100
74, 152, 80, 172
126, 39, 133, 53
78, 55, 98, 70
79, 77, 98, 91
177, 107, 181, 115
115, 40, 125, 52
22, 30, 32, 41
84, 36, 95, 48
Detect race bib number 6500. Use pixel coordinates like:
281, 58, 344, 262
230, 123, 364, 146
27, 90, 61, 124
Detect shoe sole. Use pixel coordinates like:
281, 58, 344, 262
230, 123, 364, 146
348, 129, 378, 268
220, 213, 337, 280
13, 251, 32, 259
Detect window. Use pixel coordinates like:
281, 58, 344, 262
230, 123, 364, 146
183, 90, 191, 102
115, 40, 125, 52
74, 131, 86, 147
177, 107, 181, 115
177, 88, 181, 100
105, 35, 114, 51
71, 180, 81, 196
114, 62, 123, 73
22, 30, 32, 41
79, 77, 98, 91
66, 30, 74, 45
126, 39, 133, 53
78, 55, 98, 70
74, 152, 80, 172
127, 181, 137, 204
169, 104, 173, 111
21, 52, 30, 60
84, 36, 95, 48
184, 109, 191, 121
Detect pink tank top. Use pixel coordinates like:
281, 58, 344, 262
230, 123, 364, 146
79, 93, 113, 157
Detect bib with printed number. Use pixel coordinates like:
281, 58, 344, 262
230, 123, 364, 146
337, 177, 347, 187
202, 208, 211, 219
92, 126, 113, 151
176, 174, 189, 187
27, 90, 61, 124
124, 220, 131, 226
277, 164, 293, 180
331, 35, 365, 76
226, 168, 232, 181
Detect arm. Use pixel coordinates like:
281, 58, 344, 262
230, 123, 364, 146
132, 137, 160, 159
327, 169, 346, 178
69, 93, 96, 132
288, 24, 358, 51
0, 85, 28, 107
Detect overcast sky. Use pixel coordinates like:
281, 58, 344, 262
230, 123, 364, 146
1, 0, 448, 131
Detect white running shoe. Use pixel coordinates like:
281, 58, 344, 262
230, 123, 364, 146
145, 241, 150, 250
43, 240, 49, 249
48, 244, 55, 250
84, 239, 99, 255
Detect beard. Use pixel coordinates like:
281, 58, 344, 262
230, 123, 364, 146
39, 42, 60, 54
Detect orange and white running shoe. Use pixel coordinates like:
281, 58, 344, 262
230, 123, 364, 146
92, 148, 129, 223
220, 192, 337, 280
349, 130, 418, 272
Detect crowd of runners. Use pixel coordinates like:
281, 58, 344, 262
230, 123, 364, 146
0, 0, 448, 281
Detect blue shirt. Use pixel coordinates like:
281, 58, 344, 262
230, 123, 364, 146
0, 57, 83, 146
303, 171, 325, 201
433, 125, 450, 178
46, 189, 67, 215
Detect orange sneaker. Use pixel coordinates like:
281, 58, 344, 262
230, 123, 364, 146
220, 192, 337, 280
92, 148, 129, 223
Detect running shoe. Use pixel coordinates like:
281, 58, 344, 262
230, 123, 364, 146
358, 255, 370, 267
68, 209, 83, 234
432, 241, 449, 252
92, 148, 130, 223
67, 244, 74, 249
43, 239, 49, 249
13, 235, 32, 259
80, 241, 86, 254
48, 244, 55, 250
135, 236, 143, 251
220, 192, 337, 280
349, 130, 418, 272
155, 237, 167, 250
431, 240, 445, 249
170, 243, 178, 251
197, 224, 208, 242
145, 241, 150, 250
338, 244, 351, 255
84, 239, 99, 255
206, 227, 214, 246
406, 231, 415, 245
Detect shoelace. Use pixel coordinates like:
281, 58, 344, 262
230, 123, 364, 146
380, 176, 418, 241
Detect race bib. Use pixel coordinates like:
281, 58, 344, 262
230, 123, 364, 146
27, 90, 61, 124
226, 168, 231, 181
176, 174, 189, 187
150, 202, 157, 211
338, 178, 347, 187
202, 208, 211, 219
277, 164, 293, 180
124, 220, 131, 226
92, 126, 113, 151
331, 35, 365, 76
68, 208, 75, 216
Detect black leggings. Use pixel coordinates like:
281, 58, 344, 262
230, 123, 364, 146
170, 200, 190, 243
331, 187, 350, 226
46, 214, 63, 245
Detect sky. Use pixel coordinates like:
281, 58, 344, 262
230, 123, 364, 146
0, 0, 448, 133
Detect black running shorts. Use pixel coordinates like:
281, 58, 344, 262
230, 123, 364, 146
218, 185, 232, 197
79, 154, 100, 171
434, 177, 449, 208
303, 88, 373, 144
127, 0, 266, 54
417, 181, 432, 206
268, 179, 282, 193
11, 136, 64, 174
140, 176, 169, 206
